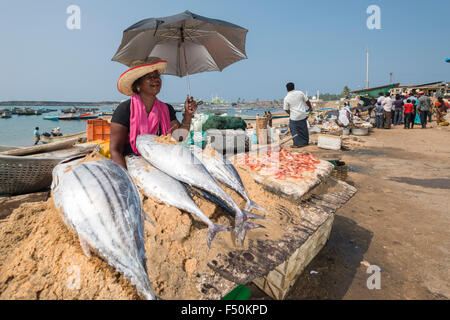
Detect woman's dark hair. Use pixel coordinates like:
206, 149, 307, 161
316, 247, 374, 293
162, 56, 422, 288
407, 99, 411, 103
131, 77, 143, 95
286, 82, 295, 91
35, 127, 39, 130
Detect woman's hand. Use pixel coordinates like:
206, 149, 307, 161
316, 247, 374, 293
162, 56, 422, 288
184, 95, 198, 118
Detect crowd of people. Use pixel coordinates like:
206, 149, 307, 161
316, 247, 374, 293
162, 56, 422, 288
369, 91, 448, 130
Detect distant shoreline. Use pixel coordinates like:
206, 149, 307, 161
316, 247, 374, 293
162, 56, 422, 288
0, 101, 120, 107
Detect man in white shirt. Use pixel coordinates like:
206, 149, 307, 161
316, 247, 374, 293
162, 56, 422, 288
283, 82, 312, 148
377, 92, 385, 106
337, 105, 352, 127
382, 94, 393, 129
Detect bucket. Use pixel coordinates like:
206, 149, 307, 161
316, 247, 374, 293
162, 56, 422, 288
330, 161, 348, 181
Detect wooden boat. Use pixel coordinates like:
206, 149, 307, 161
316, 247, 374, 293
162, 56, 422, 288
43, 113, 59, 121
17, 108, 42, 115
0, 137, 82, 156
59, 113, 80, 120
238, 112, 290, 121
0, 145, 20, 152
1, 111, 12, 118
80, 113, 100, 119
40, 131, 86, 144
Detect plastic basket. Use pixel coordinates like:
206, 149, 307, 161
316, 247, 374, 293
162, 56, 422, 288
87, 119, 110, 142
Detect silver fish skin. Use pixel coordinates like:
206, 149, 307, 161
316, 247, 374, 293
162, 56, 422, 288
126, 155, 229, 248
52, 159, 156, 300
190, 145, 268, 217
136, 134, 257, 244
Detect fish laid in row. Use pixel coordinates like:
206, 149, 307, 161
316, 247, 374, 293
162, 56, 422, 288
126, 155, 229, 248
136, 134, 263, 245
52, 159, 156, 300
190, 145, 268, 217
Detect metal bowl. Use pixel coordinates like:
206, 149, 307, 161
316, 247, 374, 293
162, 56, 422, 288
351, 127, 369, 136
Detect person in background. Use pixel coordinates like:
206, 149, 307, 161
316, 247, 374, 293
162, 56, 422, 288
417, 92, 431, 128
393, 94, 404, 125
375, 103, 384, 128
403, 99, 414, 129
283, 82, 312, 148
377, 92, 385, 107
382, 93, 393, 129
267, 111, 273, 127
435, 97, 447, 124
367, 99, 376, 117
410, 94, 418, 129
428, 94, 434, 122
34, 127, 40, 145
337, 104, 353, 128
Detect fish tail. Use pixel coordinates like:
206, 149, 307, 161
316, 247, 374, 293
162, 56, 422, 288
239, 221, 266, 246
242, 209, 267, 221
245, 199, 269, 216
234, 214, 245, 243
207, 224, 231, 249
137, 282, 158, 300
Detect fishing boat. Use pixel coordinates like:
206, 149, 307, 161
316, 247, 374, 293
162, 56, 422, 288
61, 107, 76, 113
102, 111, 115, 116
80, 113, 100, 119
43, 113, 59, 121
0, 137, 82, 157
38, 108, 57, 113
40, 131, 87, 144
59, 113, 80, 120
1, 110, 12, 118
15, 108, 42, 115
238, 112, 290, 121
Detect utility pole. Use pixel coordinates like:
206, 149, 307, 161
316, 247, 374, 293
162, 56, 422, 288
366, 47, 370, 89
390, 72, 393, 84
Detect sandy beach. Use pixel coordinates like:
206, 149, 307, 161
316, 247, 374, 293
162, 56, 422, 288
249, 120, 450, 299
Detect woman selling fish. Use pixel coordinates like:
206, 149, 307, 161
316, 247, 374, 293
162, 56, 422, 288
111, 57, 198, 168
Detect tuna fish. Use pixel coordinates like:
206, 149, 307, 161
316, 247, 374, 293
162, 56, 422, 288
126, 155, 229, 248
190, 145, 268, 217
136, 134, 263, 245
51, 159, 156, 300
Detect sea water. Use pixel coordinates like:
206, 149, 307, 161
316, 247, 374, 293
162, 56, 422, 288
0, 105, 284, 147
0, 106, 116, 147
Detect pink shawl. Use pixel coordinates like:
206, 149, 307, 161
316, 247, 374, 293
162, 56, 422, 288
129, 94, 171, 155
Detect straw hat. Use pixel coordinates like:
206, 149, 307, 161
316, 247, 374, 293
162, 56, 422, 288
117, 57, 167, 96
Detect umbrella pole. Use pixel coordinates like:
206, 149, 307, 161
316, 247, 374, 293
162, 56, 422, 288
186, 72, 191, 97
183, 43, 191, 97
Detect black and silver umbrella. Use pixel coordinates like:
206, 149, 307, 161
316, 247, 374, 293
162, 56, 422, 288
112, 10, 248, 94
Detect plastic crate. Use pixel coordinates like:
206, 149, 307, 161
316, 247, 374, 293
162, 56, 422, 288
87, 119, 110, 142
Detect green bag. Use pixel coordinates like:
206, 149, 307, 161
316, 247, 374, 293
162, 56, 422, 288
202, 116, 247, 131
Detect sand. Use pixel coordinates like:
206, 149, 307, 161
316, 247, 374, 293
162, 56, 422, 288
0, 160, 304, 300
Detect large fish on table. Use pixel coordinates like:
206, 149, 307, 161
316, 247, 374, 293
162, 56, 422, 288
51, 159, 156, 300
190, 145, 268, 216
136, 134, 263, 245
126, 155, 229, 248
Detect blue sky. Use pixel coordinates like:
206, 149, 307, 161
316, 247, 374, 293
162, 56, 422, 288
0, 0, 449, 102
